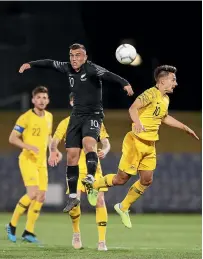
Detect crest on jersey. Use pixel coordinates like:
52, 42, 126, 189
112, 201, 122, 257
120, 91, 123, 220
80, 73, 87, 81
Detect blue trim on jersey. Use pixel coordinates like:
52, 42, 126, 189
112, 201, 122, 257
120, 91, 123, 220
14, 125, 25, 133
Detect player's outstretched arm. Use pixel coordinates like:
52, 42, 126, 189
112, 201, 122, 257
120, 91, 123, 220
90, 62, 134, 96
98, 138, 111, 159
19, 60, 69, 74
9, 130, 39, 153
102, 71, 134, 96
162, 115, 199, 140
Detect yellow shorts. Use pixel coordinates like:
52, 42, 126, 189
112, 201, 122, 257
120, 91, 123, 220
66, 163, 108, 193
119, 131, 156, 175
19, 156, 48, 191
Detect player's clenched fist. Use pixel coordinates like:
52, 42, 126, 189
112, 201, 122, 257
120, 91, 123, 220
19, 63, 31, 73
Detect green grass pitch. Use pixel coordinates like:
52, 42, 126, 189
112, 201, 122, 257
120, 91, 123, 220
0, 213, 201, 259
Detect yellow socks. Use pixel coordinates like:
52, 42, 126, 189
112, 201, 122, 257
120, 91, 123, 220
120, 180, 148, 211
25, 201, 43, 234
10, 194, 31, 227
93, 174, 116, 189
96, 206, 108, 242
69, 205, 81, 233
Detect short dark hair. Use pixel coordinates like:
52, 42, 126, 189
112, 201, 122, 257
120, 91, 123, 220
32, 86, 49, 97
69, 92, 74, 101
69, 43, 86, 52
154, 65, 177, 82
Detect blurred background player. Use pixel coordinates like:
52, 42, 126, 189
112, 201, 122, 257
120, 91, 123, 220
92, 65, 199, 228
6, 86, 55, 243
49, 93, 110, 251
19, 43, 133, 212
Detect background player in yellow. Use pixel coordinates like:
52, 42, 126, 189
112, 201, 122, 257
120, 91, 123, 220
6, 86, 55, 243
92, 65, 199, 228
49, 93, 110, 251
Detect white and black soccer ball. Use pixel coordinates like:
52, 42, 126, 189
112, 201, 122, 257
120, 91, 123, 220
115, 44, 137, 65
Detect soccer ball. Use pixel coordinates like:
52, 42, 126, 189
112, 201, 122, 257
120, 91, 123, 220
115, 44, 137, 65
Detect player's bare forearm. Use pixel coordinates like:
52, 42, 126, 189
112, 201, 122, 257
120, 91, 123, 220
50, 138, 60, 152
162, 115, 186, 130
48, 135, 53, 153
129, 105, 140, 123
129, 98, 146, 133
129, 98, 146, 123
162, 115, 199, 140
98, 138, 110, 159
48, 138, 63, 166
101, 138, 111, 155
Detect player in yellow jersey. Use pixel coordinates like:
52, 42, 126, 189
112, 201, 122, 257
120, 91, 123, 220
49, 93, 110, 251
91, 65, 199, 228
6, 86, 56, 243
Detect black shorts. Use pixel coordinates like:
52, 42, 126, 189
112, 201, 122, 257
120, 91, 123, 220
65, 114, 103, 148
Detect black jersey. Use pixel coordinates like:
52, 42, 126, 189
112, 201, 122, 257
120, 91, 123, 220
29, 59, 129, 115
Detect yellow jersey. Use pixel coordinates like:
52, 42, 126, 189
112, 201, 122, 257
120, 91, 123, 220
53, 117, 109, 167
132, 86, 169, 141
13, 109, 53, 166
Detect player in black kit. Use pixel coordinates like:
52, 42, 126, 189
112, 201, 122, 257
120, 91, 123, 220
19, 43, 134, 212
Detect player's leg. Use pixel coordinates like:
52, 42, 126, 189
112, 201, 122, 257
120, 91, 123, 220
22, 167, 48, 243
66, 169, 84, 249
93, 169, 131, 189
82, 115, 103, 182
69, 190, 82, 249
81, 116, 102, 203
96, 191, 108, 251
93, 132, 136, 190
63, 116, 83, 212
6, 186, 37, 242
120, 142, 156, 213
116, 139, 156, 228
120, 170, 154, 211
6, 158, 38, 242
82, 137, 99, 206
82, 136, 98, 182
114, 170, 153, 229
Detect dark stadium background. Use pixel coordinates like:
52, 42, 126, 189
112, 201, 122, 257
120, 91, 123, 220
0, 1, 201, 110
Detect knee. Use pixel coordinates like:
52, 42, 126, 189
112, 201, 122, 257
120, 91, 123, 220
27, 189, 38, 200
84, 144, 94, 153
36, 191, 46, 203
113, 177, 127, 185
82, 137, 97, 153
113, 171, 130, 185
140, 176, 153, 186
66, 150, 79, 165
96, 193, 106, 208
